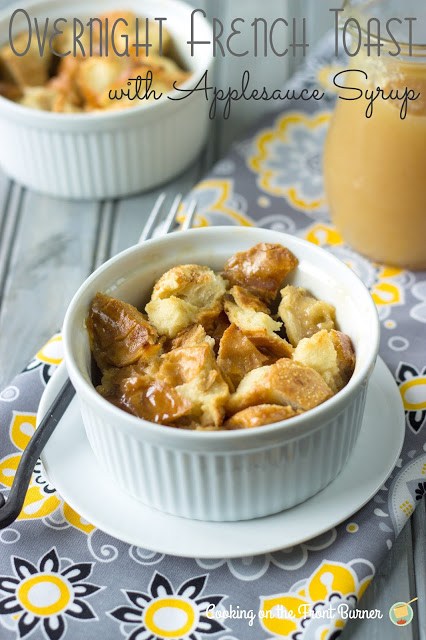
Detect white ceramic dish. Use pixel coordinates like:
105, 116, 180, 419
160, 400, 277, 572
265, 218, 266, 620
63, 226, 380, 522
38, 358, 405, 558
0, 0, 213, 199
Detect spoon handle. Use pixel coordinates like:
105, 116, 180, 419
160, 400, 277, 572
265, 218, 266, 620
0, 378, 75, 529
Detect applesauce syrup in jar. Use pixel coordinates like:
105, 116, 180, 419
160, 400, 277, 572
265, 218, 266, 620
324, 0, 426, 270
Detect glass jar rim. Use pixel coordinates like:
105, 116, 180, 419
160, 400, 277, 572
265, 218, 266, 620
341, 0, 426, 55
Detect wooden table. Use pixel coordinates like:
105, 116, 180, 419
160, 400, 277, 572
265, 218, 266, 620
0, 0, 424, 637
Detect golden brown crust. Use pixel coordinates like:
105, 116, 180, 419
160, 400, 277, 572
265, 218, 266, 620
98, 369, 192, 424
50, 24, 94, 58
230, 286, 270, 313
331, 330, 356, 389
293, 329, 355, 393
146, 265, 226, 338
18, 87, 59, 111
47, 57, 84, 112
279, 286, 336, 346
76, 57, 131, 109
224, 287, 282, 335
0, 35, 51, 87
87, 292, 159, 370
87, 243, 354, 430
223, 286, 293, 361
1, 12, 188, 113
223, 243, 298, 303
0, 82, 22, 101
217, 324, 270, 390
225, 404, 299, 429
170, 324, 215, 351
206, 311, 231, 353
227, 358, 333, 415
247, 331, 293, 360
157, 344, 230, 426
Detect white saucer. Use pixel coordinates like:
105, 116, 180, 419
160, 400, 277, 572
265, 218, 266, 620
38, 358, 404, 559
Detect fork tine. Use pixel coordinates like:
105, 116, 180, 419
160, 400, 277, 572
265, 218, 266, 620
138, 193, 166, 244
181, 199, 197, 231
162, 194, 182, 235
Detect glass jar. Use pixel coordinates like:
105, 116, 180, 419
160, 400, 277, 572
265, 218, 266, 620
324, 0, 426, 270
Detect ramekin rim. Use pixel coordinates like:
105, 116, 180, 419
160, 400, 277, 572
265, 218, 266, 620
63, 226, 380, 442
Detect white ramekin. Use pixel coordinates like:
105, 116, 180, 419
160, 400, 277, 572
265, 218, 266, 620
0, 0, 213, 199
63, 227, 380, 521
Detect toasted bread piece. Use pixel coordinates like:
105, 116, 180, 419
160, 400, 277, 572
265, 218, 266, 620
48, 57, 83, 107
224, 286, 293, 359
217, 324, 270, 390
51, 93, 83, 113
230, 285, 270, 313
98, 62, 161, 111
331, 330, 356, 388
133, 55, 189, 87
247, 331, 293, 360
293, 329, 355, 393
146, 297, 196, 339
224, 286, 281, 335
0, 35, 51, 87
157, 344, 229, 426
50, 23, 93, 57
19, 87, 59, 111
227, 358, 333, 415
225, 404, 299, 429
146, 265, 226, 338
98, 368, 192, 424
170, 324, 215, 351
223, 243, 298, 303
279, 286, 336, 347
50, 70, 83, 112
87, 292, 159, 370
76, 56, 130, 108
0, 82, 22, 101
99, 58, 188, 110
208, 311, 231, 352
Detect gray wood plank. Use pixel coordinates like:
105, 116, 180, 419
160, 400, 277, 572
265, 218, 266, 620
0, 181, 20, 306
341, 521, 416, 640
211, 0, 292, 157
0, 169, 10, 219
110, 160, 203, 255
0, 188, 100, 388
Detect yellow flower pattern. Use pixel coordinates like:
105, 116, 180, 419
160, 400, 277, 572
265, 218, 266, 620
259, 560, 373, 639
248, 112, 331, 211
182, 179, 254, 227
0, 411, 95, 533
0, 413, 61, 520
0, 334, 96, 536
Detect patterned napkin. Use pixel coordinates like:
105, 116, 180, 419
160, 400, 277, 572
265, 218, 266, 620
1, 34, 425, 640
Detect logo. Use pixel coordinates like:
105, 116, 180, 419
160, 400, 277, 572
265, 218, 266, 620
389, 598, 418, 626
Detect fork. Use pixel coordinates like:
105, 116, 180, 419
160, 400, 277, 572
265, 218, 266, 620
0, 194, 198, 529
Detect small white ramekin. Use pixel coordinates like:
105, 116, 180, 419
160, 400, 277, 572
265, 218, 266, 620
0, 0, 213, 199
63, 227, 380, 521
